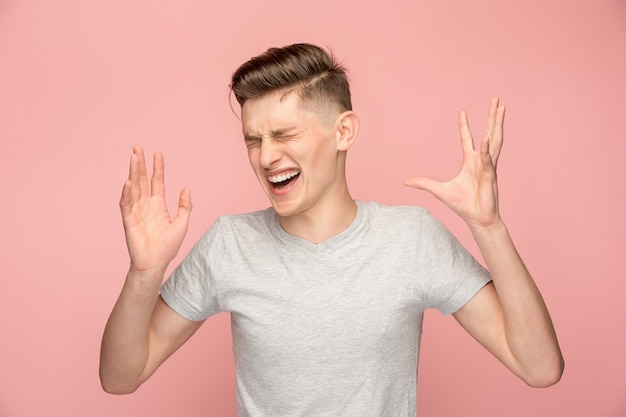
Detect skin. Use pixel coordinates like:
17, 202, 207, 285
405, 98, 564, 386
100, 148, 200, 394
100, 94, 563, 395
241, 89, 360, 243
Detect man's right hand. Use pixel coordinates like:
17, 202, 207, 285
119, 146, 192, 281
100, 146, 197, 395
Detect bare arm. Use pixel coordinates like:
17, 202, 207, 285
100, 146, 199, 394
405, 98, 564, 387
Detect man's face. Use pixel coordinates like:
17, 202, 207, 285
241, 89, 344, 219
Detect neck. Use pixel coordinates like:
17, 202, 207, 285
279, 193, 357, 244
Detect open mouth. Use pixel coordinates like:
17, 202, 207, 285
268, 170, 300, 190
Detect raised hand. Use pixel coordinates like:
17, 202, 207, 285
119, 146, 192, 276
100, 147, 194, 393
404, 98, 506, 230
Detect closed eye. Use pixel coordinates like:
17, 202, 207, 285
244, 135, 261, 148
274, 134, 297, 141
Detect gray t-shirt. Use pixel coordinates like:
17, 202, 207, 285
161, 200, 491, 416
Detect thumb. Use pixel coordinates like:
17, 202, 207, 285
173, 187, 192, 226
404, 176, 443, 197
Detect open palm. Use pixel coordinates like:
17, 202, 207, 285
119, 146, 192, 274
405, 98, 506, 230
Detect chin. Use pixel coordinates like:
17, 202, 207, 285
270, 203, 298, 218
269, 198, 306, 218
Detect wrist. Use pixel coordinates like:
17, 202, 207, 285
468, 216, 509, 243
125, 266, 166, 295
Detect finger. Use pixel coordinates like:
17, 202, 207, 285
151, 151, 165, 198
458, 109, 475, 154
485, 97, 500, 141
119, 179, 133, 219
134, 145, 149, 197
484, 98, 505, 168
490, 104, 506, 167
173, 188, 193, 227
128, 152, 142, 203
404, 176, 445, 199
480, 134, 496, 176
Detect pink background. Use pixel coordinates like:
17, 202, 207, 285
1, 0, 625, 416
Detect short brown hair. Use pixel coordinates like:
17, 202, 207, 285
230, 43, 352, 112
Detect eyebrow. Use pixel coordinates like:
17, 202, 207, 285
244, 127, 300, 141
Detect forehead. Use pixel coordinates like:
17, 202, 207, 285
241, 89, 334, 136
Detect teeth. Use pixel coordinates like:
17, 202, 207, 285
268, 170, 300, 183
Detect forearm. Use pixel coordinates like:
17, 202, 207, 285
99, 268, 164, 394
471, 219, 564, 386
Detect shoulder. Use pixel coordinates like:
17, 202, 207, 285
358, 200, 428, 226
185, 207, 277, 261
355, 200, 436, 245
216, 207, 275, 228
199, 207, 276, 244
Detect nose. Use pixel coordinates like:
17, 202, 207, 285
259, 137, 282, 168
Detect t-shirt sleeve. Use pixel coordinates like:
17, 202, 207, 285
160, 219, 224, 321
417, 210, 492, 315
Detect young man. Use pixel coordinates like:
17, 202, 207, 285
100, 43, 563, 416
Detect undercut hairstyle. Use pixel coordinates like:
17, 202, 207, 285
230, 43, 352, 113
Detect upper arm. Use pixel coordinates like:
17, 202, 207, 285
140, 295, 205, 383
452, 282, 523, 377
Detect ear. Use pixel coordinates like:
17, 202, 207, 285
335, 111, 360, 151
